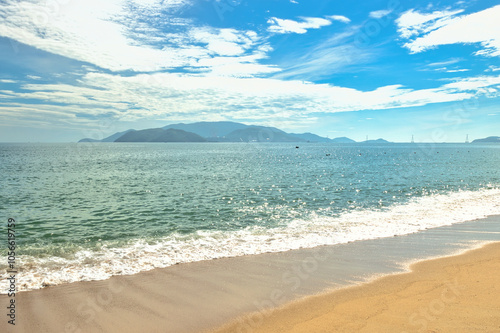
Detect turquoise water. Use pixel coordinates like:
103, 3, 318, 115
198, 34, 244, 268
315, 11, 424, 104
1, 142, 499, 291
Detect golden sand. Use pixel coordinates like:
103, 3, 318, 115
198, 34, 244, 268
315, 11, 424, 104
2, 242, 499, 332
213, 242, 500, 333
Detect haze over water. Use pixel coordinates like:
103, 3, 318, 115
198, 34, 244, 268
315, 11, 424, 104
1, 142, 499, 292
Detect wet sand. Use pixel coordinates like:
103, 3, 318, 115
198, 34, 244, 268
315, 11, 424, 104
1, 216, 499, 333
213, 241, 500, 333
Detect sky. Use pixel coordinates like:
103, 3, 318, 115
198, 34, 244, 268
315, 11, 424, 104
0, 0, 499, 142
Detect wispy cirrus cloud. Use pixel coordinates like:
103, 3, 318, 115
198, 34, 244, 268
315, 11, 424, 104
441, 74, 500, 93
420, 58, 469, 73
327, 15, 351, 24
369, 9, 392, 19
272, 30, 373, 80
397, 5, 500, 57
426, 58, 462, 67
445, 69, 469, 73
486, 66, 500, 72
267, 14, 350, 34
26, 75, 42, 80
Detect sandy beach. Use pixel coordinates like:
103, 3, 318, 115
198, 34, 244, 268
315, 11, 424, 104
3, 0, 500, 331
1, 216, 499, 333
214, 241, 500, 333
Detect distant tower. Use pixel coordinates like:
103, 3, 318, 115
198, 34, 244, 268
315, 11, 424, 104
465, 134, 469, 144
411, 135, 414, 144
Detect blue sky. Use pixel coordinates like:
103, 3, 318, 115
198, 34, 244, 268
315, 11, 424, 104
0, 0, 499, 142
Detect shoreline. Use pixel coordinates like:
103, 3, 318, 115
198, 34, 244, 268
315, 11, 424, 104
1, 215, 500, 332
5, 187, 500, 294
213, 241, 500, 333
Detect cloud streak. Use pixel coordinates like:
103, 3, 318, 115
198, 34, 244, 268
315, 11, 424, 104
2, 71, 498, 131
397, 5, 500, 57
327, 15, 351, 24
267, 16, 333, 34
267, 14, 350, 34
271, 30, 373, 80
369, 10, 392, 19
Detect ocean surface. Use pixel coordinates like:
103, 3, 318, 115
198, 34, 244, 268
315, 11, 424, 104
1, 142, 499, 292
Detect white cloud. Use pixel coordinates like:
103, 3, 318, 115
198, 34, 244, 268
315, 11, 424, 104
441, 75, 500, 92
486, 66, 500, 72
396, 8, 464, 39
267, 16, 333, 34
420, 59, 469, 73
2, 1, 499, 132
26, 75, 42, 80
129, 0, 187, 7
446, 69, 469, 73
426, 59, 462, 67
397, 5, 500, 57
369, 10, 392, 19
267, 15, 351, 34
0, 0, 195, 71
189, 28, 259, 57
3, 72, 499, 128
272, 30, 373, 80
195, 54, 281, 77
327, 15, 351, 24
0, 79, 16, 83
0, 0, 274, 75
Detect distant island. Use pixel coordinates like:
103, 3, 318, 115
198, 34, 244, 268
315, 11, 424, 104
79, 121, 367, 143
115, 128, 206, 142
471, 136, 500, 143
361, 138, 390, 144
79, 122, 498, 144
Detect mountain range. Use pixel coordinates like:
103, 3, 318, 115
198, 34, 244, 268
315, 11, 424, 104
78, 124, 499, 143
79, 121, 366, 143
115, 128, 207, 142
471, 136, 500, 143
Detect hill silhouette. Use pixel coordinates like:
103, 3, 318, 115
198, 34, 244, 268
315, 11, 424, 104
115, 128, 207, 142
78, 121, 360, 143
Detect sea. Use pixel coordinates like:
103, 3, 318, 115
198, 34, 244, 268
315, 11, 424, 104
1, 142, 499, 292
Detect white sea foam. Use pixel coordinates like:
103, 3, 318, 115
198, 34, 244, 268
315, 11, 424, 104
2, 188, 500, 293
